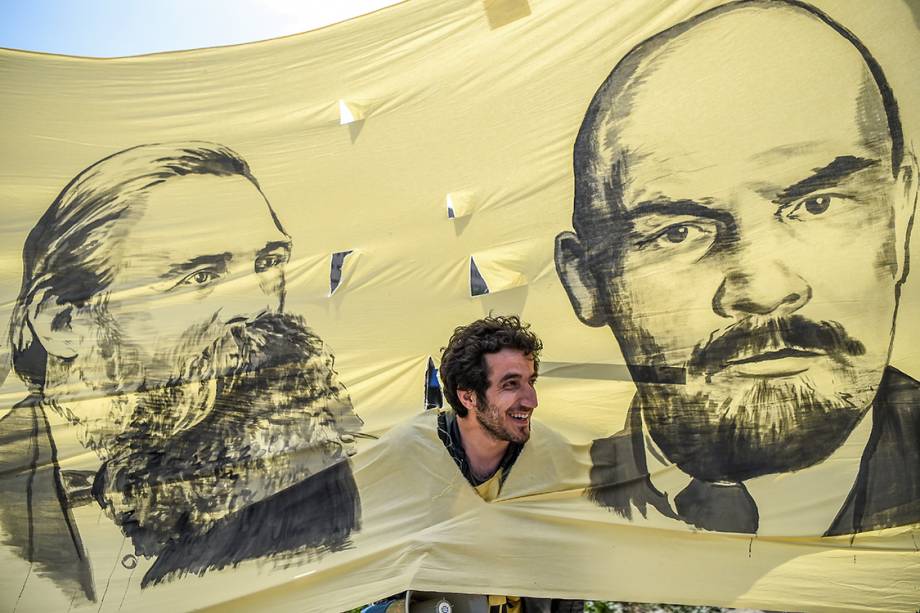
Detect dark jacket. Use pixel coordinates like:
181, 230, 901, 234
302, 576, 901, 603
588, 366, 920, 535
0, 397, 360, 599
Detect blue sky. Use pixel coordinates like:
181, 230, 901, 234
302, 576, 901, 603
0, 0, 401, 57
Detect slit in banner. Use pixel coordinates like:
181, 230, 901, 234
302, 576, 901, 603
329, 250, 354, 295
425, 357, 443, 410
470, 257, 490, 297
469, 247, 528, 296
446, 191, 475, 219
338, 100, 365, 125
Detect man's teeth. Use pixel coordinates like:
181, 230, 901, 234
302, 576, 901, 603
509, 412, 530, 421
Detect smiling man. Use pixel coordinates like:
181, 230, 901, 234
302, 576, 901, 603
0, 142, 363, 601
417, 315, 582, 613
555, 0, 920, 535
438, 316, 541, 501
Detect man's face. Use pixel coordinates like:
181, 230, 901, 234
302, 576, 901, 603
561, 10, 913, 481
472, 348, 538, 445
82, 173, 291, 390
49, 171, 363, 550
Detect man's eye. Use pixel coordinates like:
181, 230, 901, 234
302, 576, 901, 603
787, 195, 834, 219
255, 252, 288, 272
643, 223, 713, 248
661, 225, 691, 243
180, 270, 220, 286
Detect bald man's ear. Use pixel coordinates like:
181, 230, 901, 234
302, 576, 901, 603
27, 290, 92, 360
894, 150, 919, 285
555, 231, 607, 327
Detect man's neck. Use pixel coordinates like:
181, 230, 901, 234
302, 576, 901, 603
456, 415, 509, 480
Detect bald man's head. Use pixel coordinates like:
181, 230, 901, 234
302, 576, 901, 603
555, 0, 918, 482
571, 0, 903, 242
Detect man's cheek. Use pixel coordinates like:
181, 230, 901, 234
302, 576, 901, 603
120, 292, 226, 349
802, 235, 897, 344
617, 262, 726, 364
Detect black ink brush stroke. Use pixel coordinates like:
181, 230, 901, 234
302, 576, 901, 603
0, 397, 95, 601
143, 458, 360, 586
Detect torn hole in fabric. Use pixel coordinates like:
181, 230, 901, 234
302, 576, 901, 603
329, 250, 354, 295
469, 247, 528, 296
470, 256, 490, 297
446, 191, 475, 219
337, 100, 366, 125
425, 357, 443, 410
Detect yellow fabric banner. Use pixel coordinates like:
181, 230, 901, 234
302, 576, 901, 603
1, 0, 919, 611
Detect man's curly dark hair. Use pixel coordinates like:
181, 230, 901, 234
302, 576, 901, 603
439, 315, 542, 417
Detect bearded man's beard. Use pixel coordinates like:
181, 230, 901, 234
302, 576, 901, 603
626, 315, 881, 483
82, 313, 362, 557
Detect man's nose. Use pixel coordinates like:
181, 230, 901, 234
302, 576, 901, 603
520, 383, 538, 409
222, 272, 283, 323
713, 252, 811, 319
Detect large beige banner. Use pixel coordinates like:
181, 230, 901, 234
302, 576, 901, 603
1, 0, 919, 611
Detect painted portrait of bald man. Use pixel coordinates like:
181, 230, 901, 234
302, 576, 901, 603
555, 0, 919, 535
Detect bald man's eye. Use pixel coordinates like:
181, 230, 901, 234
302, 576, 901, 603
179, 270, 220, 287
785, 194, 838, 220
255, 252, 288, 273
640, 223, 715, 251
662, 225, 690, 243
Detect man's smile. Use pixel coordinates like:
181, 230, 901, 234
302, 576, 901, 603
507, 409, 532, 424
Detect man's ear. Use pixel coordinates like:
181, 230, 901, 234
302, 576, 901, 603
27, 290, 92, 360
555, 231, 607, 327
894, 150, 919, 284
457, 388, 478, 415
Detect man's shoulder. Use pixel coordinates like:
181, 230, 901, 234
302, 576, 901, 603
528, 418, 574, 448
366, 411, 445, 464
379, 410, 441, 441
876, 366, 920, 442
589, 420, 638, 478
827, 365, 920, 534
586, 410, 673, 520
494, 418, 583, 498
879, 366, 920, 413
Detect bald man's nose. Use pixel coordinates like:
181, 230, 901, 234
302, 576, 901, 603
713, 261, 811, 319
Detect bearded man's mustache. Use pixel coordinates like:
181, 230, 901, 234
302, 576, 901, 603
686, 315, 866, 377
95, 312, 363, 556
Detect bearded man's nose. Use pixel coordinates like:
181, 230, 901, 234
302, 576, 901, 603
218, 282, 283, 325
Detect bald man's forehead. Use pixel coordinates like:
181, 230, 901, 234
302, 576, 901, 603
591, 3, 892, 207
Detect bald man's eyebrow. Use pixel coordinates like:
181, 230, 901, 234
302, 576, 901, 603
627, 198, 736, 230
160, 253, 232, 279
774, 156, 880, 204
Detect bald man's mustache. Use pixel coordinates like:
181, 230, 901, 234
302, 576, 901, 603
687, 315, 866, 378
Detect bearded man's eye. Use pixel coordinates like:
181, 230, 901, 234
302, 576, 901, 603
180, 270, 220, 286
